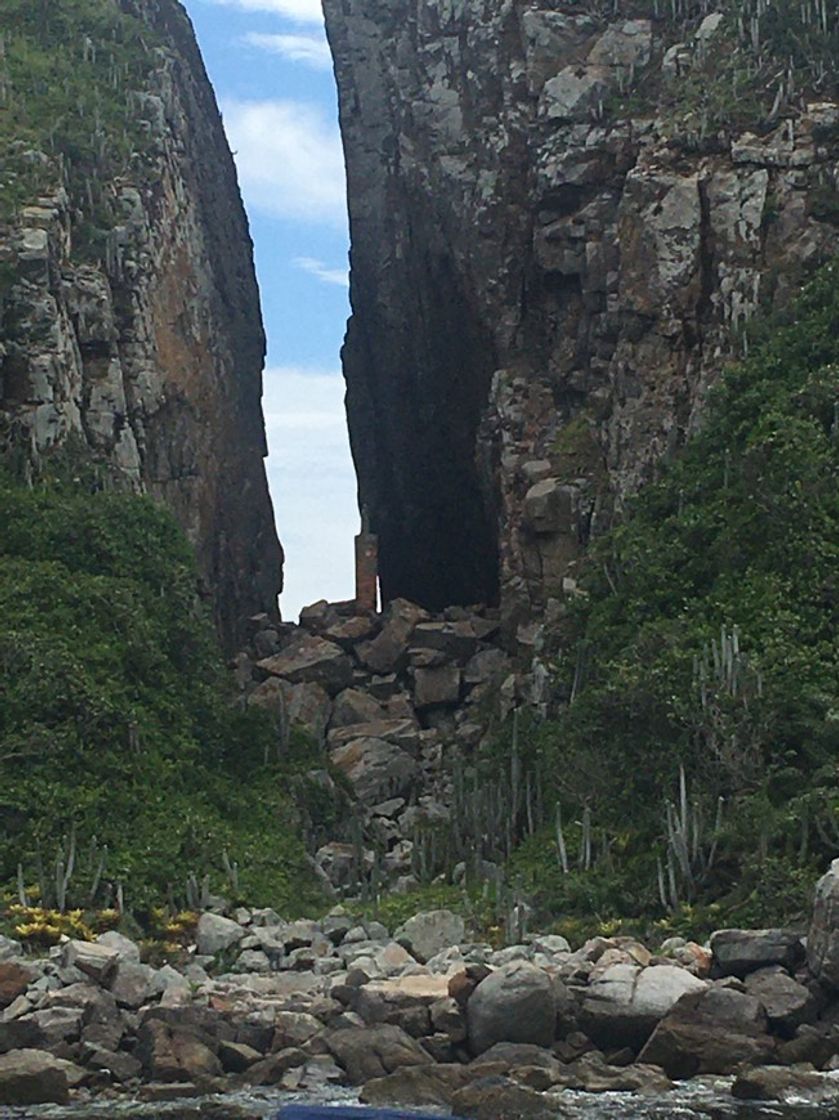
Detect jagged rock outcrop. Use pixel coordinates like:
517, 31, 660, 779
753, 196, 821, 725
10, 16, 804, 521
0, 0, 281, 649
324, 1, 839, 634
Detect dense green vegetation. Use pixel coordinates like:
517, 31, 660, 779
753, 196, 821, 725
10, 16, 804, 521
0, 467, 323, 917
605, 0, 839, 140
487, 259, 839, 935
0, 0, 159, 248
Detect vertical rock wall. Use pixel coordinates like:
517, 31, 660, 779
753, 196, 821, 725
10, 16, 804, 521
325, 1, 839, 635
0, 0, 281, 650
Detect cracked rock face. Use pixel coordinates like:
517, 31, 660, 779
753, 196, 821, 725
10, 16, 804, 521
324, 1, 839, 632
0, 0, 281, 650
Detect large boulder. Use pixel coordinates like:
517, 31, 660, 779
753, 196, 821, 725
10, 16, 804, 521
639, 986, 774, 1078
110, 961, 162, 1009
0, 1049, 70, 1105
136, 1018, 222, 1083
61, 939, 118, 984
96, 930, 141, 962
330, 737, 416, 803
396, 910, 466, 964
809, 859, 839, 988
0, 964, 32, 1010
325, 1024, 432, 1084
258, 634, 353, 696
711, 928, 804, 978
744, 968, 818, 1033
580, 962, 707, 1049
467, 962, 555, 1056
353, 975, 452, 1037
361, 1064, 472, 1108
196, 912, 245, 956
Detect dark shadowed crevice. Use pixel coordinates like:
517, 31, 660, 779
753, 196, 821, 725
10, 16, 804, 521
344, 246, 500, 611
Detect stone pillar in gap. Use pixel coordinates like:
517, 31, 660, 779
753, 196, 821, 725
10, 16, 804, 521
355, 507, 379, 613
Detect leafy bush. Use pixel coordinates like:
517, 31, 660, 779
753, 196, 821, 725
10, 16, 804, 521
500, 260, 839, 929
0, 471, 324, 916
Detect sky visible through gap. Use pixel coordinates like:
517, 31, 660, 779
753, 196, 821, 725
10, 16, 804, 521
182, 0, 357, 621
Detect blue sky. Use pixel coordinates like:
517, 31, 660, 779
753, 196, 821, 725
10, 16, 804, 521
181, 0, 357, 619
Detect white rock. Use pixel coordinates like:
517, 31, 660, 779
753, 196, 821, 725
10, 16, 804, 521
196, 912, 246, 956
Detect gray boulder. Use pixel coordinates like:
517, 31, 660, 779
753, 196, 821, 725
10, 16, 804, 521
809, 859, 839, 988
639, 987, 774, 1078
97, 930, 141, 962
196, 912, 245, 956
0, 1049, 70, 1104
581, 962, 707, 1048
396, 910, 466, 964
61, 940, 118, 984
745, 967, 818, 1032
330, 737, 416, 803
467, 962, 555, 1056
258, 634, 353, 696
711, 928, 804, 978
325, 1024, 432, 1084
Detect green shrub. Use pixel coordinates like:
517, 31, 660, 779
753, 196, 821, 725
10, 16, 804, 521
0, 469, 324, 915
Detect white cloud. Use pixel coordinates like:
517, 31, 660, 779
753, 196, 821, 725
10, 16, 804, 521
293, 256, 348, 287
205, 0, 324, 23
244, 31, 332, 69
222, 98, 346, 226
263, 367, 358, 620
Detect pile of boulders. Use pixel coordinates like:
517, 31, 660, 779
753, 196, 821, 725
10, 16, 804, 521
234, 598, 523, 892
8, 867, 839, 1108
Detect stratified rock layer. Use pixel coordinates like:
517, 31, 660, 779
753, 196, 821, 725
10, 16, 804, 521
324, 2, 839, 629
0, 0, 281, 650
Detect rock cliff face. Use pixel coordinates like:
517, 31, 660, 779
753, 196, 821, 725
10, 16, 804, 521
0, 0, 281, 650
324, 0, 839, 634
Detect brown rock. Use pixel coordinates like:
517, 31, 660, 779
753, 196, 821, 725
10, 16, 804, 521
0, 965, 31, 1010
0, 1049, 70, 1105
258, 634, 353, 695
324, 1024, 432, 1084
360, 1063, 472, 1107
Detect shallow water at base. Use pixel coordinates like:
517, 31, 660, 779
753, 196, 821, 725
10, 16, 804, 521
2, 1081, 839, 1120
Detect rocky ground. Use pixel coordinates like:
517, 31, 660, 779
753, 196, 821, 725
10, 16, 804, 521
6, 860, 839, 1109
237, 595, 542, 895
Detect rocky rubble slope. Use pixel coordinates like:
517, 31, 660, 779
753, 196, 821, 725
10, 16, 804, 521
7, 862, 839, 1105
236, 595, 537, 894
324, 0, 839, 635
0, 0, 281, 650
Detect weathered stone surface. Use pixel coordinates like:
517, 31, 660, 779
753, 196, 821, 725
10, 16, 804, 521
581, 963, 707, 1049
137, 1018, 222, 1083
0, 5, 281, 652
395, 910, 466, 964
196, 913, 245, 957
711, 928, 804, 978
744, 968, 818, 1032
413, 667, 462, 709
330, 737, 417, 803
360, 1063, 472, 1107
451, 1075, 559, 1120
731, 1064, 832, 1102
331, 688, 386, 728
639, 987, 773, 1078
61, 941, 118, 985
110, 961, 160, 1010
353, 975, 451, 1037
467, 962, 556, 1056
325, 1024, 432, 1084
258, 635, 353, 696
0, 1049, 70, 1105
323, 0, 839, 623
96, 931, 141, 963
809, 859, 839, 988
0, 965, 32, 1011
